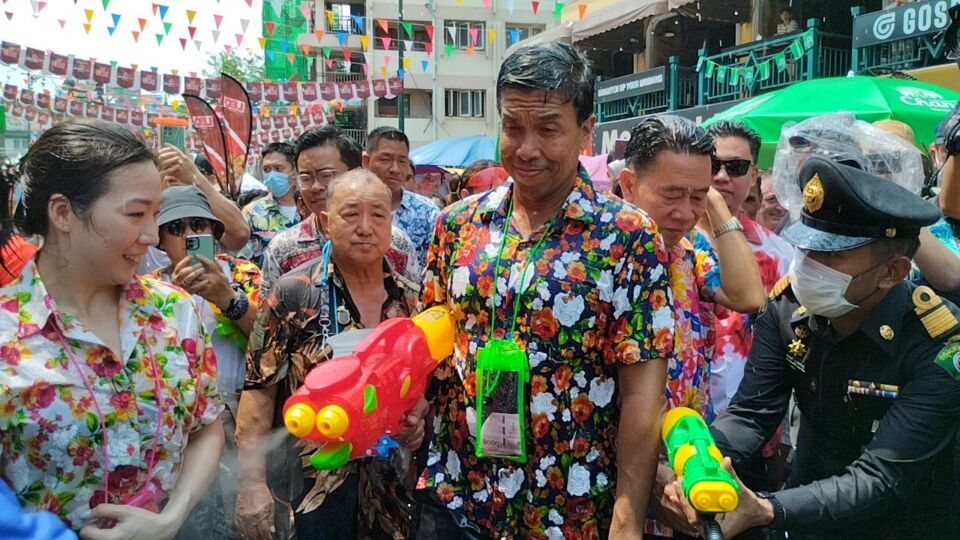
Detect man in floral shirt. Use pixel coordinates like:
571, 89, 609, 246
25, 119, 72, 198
239, 142, 301, 267
363, 127, 440, 266
618, 116, 765, 537
416, 43, 675, 539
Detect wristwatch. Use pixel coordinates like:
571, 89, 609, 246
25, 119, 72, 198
755, 491, 786, 530
713, 216, 744, 238
221, 285, 249, 320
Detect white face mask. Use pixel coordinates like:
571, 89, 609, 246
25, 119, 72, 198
788, 251, 881, 318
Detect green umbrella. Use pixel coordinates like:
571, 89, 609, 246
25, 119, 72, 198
702, 76, 960, 169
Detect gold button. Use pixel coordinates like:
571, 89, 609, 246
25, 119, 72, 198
879, 324, 895, 341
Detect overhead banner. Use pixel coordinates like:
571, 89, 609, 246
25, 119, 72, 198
853, 0, 960, 47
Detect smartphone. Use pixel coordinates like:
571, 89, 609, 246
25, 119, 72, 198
185, 234, 215, 266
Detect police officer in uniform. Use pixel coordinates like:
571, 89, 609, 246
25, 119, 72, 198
669, 156, 960, 539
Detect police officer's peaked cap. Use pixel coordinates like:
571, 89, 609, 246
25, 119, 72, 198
781, 156, 940, 252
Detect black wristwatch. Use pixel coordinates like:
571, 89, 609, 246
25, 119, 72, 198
221, 285, 249, 320
755, 491, 786, 530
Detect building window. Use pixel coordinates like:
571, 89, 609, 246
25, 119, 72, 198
444, 20, 485, 50
445, 90, 485, 118
376, 94, 412, 117
504, 23, 544, 46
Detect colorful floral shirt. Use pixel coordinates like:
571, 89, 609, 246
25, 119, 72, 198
393, 189, 440, 267
417, 170, 675, 539
150, 254, 260, 396
239, 195, 301, 267
245, 256, 418, 537
0, 262, 223, 530
700, 214, 794, 414
259, 214, 421, 297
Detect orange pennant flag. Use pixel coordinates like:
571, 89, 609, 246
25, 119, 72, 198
83, 23, 92, 34
132, 30, 140, 42
359, 35, 368, 50
377, 19, 388, 34
286, 52, 295, 64
301, 44, 311, 56
465, 45, 474, 57
578, 3, 587, 19
314, 29, 324, 41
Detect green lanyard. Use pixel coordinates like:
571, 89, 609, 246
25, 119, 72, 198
490, 194, 557, 340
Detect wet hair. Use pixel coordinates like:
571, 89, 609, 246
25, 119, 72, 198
296, 126, 362, 170
1, 165, 17, 271
497, 42, 594, 124
366, 127, 410, 154
326, 168, 392, 210
871, 236, 921, 262
236, 189, 268, 209
708, 120, 762, 163
624, 115, 715, 173
261, 142, 297, 169
17, 119, 156, 239
462, 159, 499, 180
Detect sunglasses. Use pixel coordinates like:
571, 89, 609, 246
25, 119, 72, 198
712, 158, 753, 177
161, 217, 213, 237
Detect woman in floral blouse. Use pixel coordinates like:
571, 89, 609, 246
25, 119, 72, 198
0, 120, 224, 538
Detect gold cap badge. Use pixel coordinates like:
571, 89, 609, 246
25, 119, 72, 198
802, 173, 824, 213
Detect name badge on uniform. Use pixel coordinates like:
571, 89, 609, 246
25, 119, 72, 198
846, 379, 899, 399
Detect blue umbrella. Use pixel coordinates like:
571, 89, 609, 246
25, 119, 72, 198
410, 135, 496, 167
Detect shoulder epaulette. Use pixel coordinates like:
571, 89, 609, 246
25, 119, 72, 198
913, 286, 960, 341
769, 275, 790, 299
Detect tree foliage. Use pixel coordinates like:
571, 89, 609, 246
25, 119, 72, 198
205, 50, 266, 83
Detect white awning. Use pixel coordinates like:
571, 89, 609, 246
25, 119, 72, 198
571, 0, 697, 42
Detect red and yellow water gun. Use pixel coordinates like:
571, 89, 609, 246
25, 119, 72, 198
282, 306, 455, 470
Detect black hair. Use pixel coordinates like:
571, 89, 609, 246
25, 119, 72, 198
624, 115, 715, 173
708, 120, 762, 163
365, 126, 410, 154
497, 42, 594, 125
16, 119, 156, 239
462, 159, 499, 181
872, 237, 921, 262
780, 7, 795, 16
236, 189, 268, 210
261, 141, 297, 169
296, 126, 363, 170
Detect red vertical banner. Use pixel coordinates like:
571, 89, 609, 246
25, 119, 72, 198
131, 109, 144, 125
93, 62, 113, 84
72, 58, 92, 80
354, 81, 371, 100
185, 77, 202, 94
184, 94, 230, 193
85, 102, 100, 118
163, 74, 181, 94
263, 82, 280, 102
246, 81, 262, 101
116, 108, 129, 124
68, 100, 83, 116
372, 79, 387, 98
23, 47, 45, 71
320, 82, 336, 101
117, 67, 136, 89
53, 97, 67, 113
19, 90, 34, 105
100, 106, 115, 122
282, 82, 299, 102
140, 71, 158, 92
0, 42, 21, 64
48, 53, 68, 76
337, 81, 354, 100
205, 79, 222, 100
387, 77, 402, 96
36, 93, 50, 109
219, 74, 253, 199
3, 84, 17, 100
301, 83, 318, 102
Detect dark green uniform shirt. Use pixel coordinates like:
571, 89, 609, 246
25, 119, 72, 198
711, 280, 960, 539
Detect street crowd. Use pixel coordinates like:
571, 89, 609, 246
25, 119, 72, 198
0, 42, 959, 540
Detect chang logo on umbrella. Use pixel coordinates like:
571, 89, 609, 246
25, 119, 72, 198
896, 86, 955, 110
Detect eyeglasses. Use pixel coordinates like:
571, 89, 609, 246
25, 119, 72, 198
161, 217, 213, 237
297, 169, 339, 186
712, 158, 753, 177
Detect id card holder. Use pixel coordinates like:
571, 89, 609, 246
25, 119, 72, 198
474, 338, 529, 462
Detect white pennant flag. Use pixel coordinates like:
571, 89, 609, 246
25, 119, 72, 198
447, 26, 456, 41
212, 30, 221, 43
240, 19, 250, 33
343, 61, 352, 72
404, 40, 413, 51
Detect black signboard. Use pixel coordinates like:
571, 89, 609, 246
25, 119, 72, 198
595, 67, 666, 104
853, 0, 960, 47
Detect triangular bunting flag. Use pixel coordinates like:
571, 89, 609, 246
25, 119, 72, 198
337, 32, 348, 47
267, 0, 282, 17
212, 29, 220, 42
279, 39, 288, 52
381, 37, 392, 50
380, 66, 387, 78
482, 0, 490, 7
532, 1, 540, 14
404, 40, 413, 51
469, 27, 479, 46
377, 19, 389, 34
343, 61, 351, 71
326, 10, 334, 28
194, 39, 202, 49
554, 1, 563, 18
424, 41, 433, 55
322, 47, 331, 58
465, 45, 474, 57
151, 3, 158, 16
402, 57, 410, 70
155, 33, 164, 45
445, 42, 454, 57
186, 9, 195, 23
241, 19, 250, 33
360, 35, 368, 50
352, 14, 365, 33
84, 8, 94, 21
299, 5, 311, 21
213, 14, 223, 29
58, 18, 65, 28
101, 0, 109, 9
425, 23, 434, 42
488, 28, 496, 43
447, 26, 456, 41
188, 26, 196, 38
108, 26, 116, 36
509, 29, 519, 44
362, 64, 369, 75
578, 3, 587, 19
83, 22, 91, 33
179, 37, 187, 49
285, 52, 295, 64
314, 29, 324, 41
383, 55, 391, 66
342, 48, 352, 61
258, 36, 266, 48
158, 4, 168, 20
324, 58, 335, 70
138, 17, 146, 30
397, 68, 405, 79
301, 44, 310, 55
421, 59, 429, 72
111, 13, 120, 26
506, 0, 516, 13
235, 33, 243, 46
265, 21, 276, 36
402, 22, 413, 39
163, 21, 172, 35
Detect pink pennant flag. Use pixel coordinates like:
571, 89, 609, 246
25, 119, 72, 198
213, 13, 223, 29
380, 37, 391, 50
299, 5, 311, 20
469, 27, 479, 46
235, 33, 243, 46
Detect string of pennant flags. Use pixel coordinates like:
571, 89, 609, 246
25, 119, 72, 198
697, 29, 816, 87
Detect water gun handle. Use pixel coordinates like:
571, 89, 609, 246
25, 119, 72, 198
703, 516, 724, 540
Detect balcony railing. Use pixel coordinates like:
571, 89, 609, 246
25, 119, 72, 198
595, 57, 699, 122
319, 71, 365, 83
328, 15, 363, 35
697, 19, 851, 106
850, 2, 952, 75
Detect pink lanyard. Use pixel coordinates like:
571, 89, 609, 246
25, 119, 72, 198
55, 319, 166, 505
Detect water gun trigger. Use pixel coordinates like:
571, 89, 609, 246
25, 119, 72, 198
371, 434, 399, 457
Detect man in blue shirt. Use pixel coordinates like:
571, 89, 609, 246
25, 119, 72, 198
0, 480, 76, 540
363, 127, 440, 266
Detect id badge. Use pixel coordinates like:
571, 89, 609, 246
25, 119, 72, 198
475, 338, 529, 462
